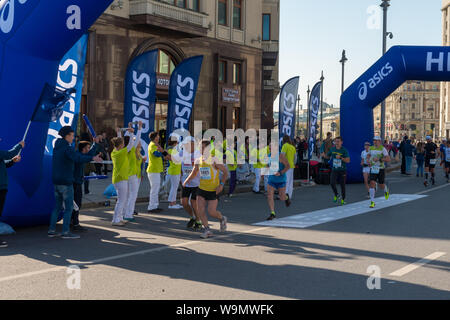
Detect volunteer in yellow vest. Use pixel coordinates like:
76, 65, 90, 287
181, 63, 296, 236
225, 145, 238, 198
281, 135, 297, 200
147, 131, 167, 213
183, 140, 228, 239
124, 122, 146, 221
111, 123, 141, 226
165, 137, 183, 210
251, 144, 265, 194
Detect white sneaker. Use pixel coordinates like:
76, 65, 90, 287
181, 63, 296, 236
200, 229, 213, 239
169, 204, 183, 210
220, 216, 228, 232
112, 221, 127, 227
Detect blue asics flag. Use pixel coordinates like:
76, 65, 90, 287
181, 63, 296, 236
278, 76, 299, 143
31, 84, 75, 123
124, 50, 158, 160
166, 56, 203, 143
308, 81, 321, 160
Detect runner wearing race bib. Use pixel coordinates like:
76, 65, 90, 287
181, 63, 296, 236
361, 142, 371, 197
175, 137, 202, 231
368, 136, 391, 209
327, 137, 350, 205
424, 136, 440, 187
183, 140, 228, 239
444, 140, 450, 182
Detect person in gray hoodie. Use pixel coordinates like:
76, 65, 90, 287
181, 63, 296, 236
0, 139, 24, 248
48, 126, 101, 239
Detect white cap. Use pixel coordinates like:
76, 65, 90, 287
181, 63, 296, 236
426, 136, 432, 140
373, 136, 382, 141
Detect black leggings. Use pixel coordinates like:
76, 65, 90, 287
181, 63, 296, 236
0, 189, 7, 218
331, 171, 347, 200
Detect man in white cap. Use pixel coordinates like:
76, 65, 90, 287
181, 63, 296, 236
367, 136, 391, 209
424, 136, 440, 187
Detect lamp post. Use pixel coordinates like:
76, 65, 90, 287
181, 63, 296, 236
339, 50, 348, 94
380, 0, 392, 141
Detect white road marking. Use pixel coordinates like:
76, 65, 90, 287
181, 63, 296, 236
254, 194, 427, 229
0, 227, 268, 284
389, 252, 446, 277
416, 183, 450, 195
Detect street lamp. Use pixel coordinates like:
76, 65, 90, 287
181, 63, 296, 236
380, 0, 393, 142
339, 50, 348, 94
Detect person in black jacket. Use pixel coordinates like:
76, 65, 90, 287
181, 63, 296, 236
48, 126, 101, 240
71, 138, 100, 232
0, 140, 24, 248
399, 136, 408, 174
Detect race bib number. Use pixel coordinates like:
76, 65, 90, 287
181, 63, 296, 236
182, 165, 193, 177
430, 159, 437, 165
333, 159, 342, 169
371, 165, 380, 174
200, 167, 212, 180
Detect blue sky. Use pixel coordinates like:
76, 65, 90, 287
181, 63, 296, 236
278, 0, 443, 110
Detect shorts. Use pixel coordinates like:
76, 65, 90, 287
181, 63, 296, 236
268, 181, 286, 189
445, 161, 450, 169
181, 186, 198, 200
425, 158, 437, 168
197, 188, 218, 201
362, 166, 371, 174
369, 169, 385, 184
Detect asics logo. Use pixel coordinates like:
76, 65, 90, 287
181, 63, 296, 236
0, 0, 28, 34
358, 62, 394, 101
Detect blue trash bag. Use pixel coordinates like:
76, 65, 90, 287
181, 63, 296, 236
103, 184, 117, 198
0, 222, 15, 235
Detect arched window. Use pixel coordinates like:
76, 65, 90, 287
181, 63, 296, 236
157, 49, 176, 75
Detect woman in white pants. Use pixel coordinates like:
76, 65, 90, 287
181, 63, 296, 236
110, 124, 141, 226
125, 140, 146, 221
166, 139, 182, 209
147, 131, 166, 213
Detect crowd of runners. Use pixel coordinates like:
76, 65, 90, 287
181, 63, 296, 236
1, 122, 450, 246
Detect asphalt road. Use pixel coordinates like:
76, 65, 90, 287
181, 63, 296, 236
0, 166, 449, 300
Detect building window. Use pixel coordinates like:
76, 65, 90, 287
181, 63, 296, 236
158, 50, 176, 75
160, 0, 187, 8
193, 0, 200, 11
233, 0, 242, 29
219, 60, 227, 83
411, 113, 415, 119
262, 14, 271, 41
218, 0, 228, 26
233, 63, 241, 85
412, 103, 415, 109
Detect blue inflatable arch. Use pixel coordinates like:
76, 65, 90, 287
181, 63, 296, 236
0, 0, 113, 227
341, 46, 450, 183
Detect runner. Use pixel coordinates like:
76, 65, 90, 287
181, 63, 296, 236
424, 136, 440, 187
327, 137, 350, 205
368, 136, 391, 209
361, 142, 371, 198
177, 137, 203, 231
281, 135, 296, 201
266, 143, 291, 221
444, 140, 450, 182
183, 140, 228, 239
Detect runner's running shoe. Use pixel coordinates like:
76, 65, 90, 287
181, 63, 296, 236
186, 218, 196, 229
220, 216, 228, 232
341, 199, 346, 206
200, 229, 213, 239
266, 212, 276, 221
285, 194, 291, 207
333, 195, 339, 203
384, 186, 390, 200
370, 202, 375, 209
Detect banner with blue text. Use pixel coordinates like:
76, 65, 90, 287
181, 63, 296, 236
279, 76, 299, 143
308, 82, 321, 160
166, 55, 203, 143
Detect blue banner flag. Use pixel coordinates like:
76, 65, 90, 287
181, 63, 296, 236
279, 76, 299, 143
124, 50, 158, 159
83, 114, 97, 138
308, 82, 321, 160
166, 56, 203, 143
32, 84, 75, 123
45, 34, 89, 156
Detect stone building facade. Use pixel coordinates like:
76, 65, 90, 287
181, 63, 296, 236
80, 0, 280, 138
